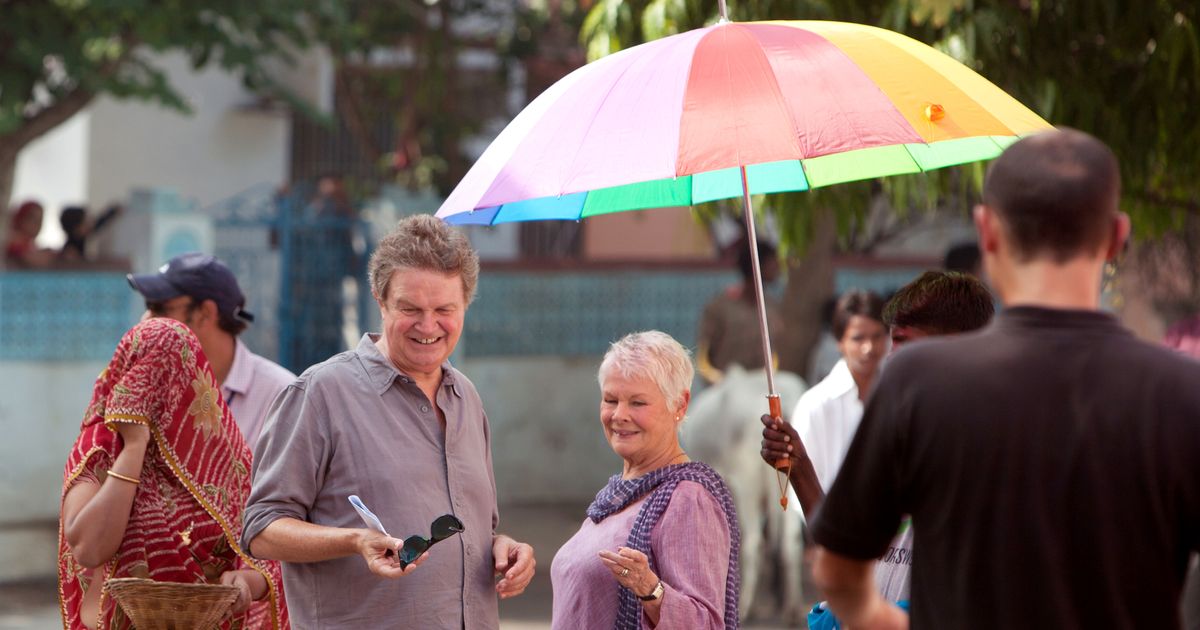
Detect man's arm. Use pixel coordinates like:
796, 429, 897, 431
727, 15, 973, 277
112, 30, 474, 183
813, 547, 908, 630
251, 517, 421, 579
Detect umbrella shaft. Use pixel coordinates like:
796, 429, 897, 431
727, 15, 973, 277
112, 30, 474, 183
740, 166, 777, 397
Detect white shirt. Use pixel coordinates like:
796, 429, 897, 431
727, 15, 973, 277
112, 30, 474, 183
792, 358, 863, 497
222, 339, 296, 451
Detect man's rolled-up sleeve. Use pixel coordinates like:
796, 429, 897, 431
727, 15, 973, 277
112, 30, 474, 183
241, 382, 330, 554
810, 368, 910, 561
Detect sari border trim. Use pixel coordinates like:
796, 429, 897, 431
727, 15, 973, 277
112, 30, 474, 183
148, 423, 282, 629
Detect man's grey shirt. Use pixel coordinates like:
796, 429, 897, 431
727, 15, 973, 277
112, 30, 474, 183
242, 334, 499, 629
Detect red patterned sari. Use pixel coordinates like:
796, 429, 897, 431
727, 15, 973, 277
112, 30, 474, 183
59, 318, 288, 630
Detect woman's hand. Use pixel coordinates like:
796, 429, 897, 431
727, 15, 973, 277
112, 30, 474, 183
598, 547, 658, 597
219, 569, 262, 615
114, 421, 151, 448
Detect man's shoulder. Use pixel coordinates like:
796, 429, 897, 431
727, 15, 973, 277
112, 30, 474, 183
292, 349, 366, 390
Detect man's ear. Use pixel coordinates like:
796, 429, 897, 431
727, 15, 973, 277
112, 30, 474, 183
973, 204, 999, 254
198, 299, 220, 326
1106, 212, 1132, 261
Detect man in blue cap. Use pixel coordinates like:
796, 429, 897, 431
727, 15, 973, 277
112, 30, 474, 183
128, 252, 295, 451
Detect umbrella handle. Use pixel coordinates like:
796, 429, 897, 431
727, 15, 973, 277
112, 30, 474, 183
768, 395, 789, 469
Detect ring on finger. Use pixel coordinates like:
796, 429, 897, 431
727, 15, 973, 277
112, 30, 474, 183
620, 567, 629, 577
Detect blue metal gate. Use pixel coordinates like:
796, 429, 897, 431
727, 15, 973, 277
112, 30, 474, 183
207, 184, 373, 374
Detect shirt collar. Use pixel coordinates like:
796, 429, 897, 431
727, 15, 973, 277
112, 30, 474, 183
358, 333, 462, 398
826, 358, 859, 399
223, 338, 253, 396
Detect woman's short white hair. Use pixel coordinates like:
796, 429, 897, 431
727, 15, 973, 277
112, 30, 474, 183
598, 331, 694, 412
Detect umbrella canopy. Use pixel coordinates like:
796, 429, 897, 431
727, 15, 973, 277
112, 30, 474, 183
437, 20, 1051, 225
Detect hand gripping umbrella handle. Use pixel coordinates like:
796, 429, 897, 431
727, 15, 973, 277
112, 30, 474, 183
767, 394, 792, 510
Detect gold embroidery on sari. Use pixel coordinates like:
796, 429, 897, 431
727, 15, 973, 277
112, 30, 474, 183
187, 377, 222, 438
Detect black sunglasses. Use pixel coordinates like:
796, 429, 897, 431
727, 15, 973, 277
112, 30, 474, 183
399, 514, 465, 569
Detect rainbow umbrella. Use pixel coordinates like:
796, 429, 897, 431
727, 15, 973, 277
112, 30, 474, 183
436, 17, 1051, 443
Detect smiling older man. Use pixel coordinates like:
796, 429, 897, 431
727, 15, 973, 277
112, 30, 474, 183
242, 215, 535, 629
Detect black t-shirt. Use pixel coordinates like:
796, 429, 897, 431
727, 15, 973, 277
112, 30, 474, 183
812, 306, 1200, 629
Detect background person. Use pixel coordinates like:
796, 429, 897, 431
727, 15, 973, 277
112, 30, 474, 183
58, 318, 286, 630
59, 203, 121, 263
810, 129, 1200, 629
4, 200, 54, 268
241, 215, 535, 629
942, 242, 982, 278
696, 238, 784, 385
883, 270, 994, 352
551, 331, 741, 630
128, 252, 295, 451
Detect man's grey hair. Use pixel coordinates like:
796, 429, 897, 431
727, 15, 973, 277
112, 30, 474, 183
598, 331, 694, 413
368, 215, 480, 303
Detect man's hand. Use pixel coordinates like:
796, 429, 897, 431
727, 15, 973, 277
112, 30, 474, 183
493, 534, 535, 599
760, 413, 806, 468
356, 529, 424, 579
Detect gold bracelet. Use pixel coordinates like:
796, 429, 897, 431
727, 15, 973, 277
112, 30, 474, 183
107, 470, 141, 485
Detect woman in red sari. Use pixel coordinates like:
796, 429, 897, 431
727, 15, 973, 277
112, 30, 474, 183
59, 317, 288, 630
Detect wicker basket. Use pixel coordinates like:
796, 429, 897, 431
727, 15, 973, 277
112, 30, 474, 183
105, 577, 239, 630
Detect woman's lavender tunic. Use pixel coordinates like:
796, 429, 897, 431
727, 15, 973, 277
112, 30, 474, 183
550, 481, 733, 629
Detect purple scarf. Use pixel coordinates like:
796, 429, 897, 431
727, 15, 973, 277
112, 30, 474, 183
587, 462, 741, 630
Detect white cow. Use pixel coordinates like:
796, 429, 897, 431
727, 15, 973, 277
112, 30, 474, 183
683, 365, 808, 623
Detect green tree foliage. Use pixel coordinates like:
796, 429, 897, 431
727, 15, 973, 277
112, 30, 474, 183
0, 0, 350, 208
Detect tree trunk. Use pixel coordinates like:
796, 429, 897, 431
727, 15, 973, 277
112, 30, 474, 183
778, 206, 837, 381
0, 146, 16, 246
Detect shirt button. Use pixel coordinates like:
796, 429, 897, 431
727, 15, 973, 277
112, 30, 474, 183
420, 405, 430, 412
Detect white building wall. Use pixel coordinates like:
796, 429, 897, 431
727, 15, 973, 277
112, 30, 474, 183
0, 360, 109, 581
86, 52, 291, 212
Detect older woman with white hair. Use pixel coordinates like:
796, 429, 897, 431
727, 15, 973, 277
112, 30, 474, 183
550, 331, 741, 629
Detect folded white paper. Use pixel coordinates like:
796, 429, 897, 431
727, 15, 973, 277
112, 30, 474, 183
348, 495, 389, 536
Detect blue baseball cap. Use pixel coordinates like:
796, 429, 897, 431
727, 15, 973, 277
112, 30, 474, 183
127, 252, 254, 323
